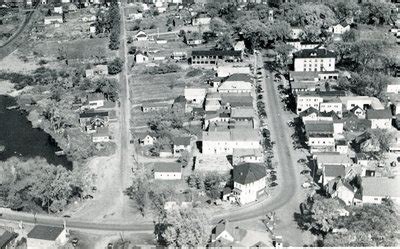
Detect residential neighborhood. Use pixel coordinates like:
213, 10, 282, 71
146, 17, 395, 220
0, 0, 399, 248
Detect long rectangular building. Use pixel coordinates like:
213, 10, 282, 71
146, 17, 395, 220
202, 129, 261, 155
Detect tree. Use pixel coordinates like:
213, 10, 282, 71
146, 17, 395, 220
159, 209, 209, 246
210, 17, 231, 35
341, 29, 358, 43
361, 129, 395, 158
107, 58, 124, 75
0, 157, 85, 213
125, 177, 149, 216
325, 0, 360, 20
215, 33, 234, 50
359, 2, 396, 25
299, 25, 322, 43
274, 42, 295, 67
95, 78, 119, 101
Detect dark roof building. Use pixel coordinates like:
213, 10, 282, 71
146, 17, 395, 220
225, 73, 252, 82
233, 163, 266, 185
293, 49, 336, 59
324, 164, 346, 178
0, 230, 18, 248
191, 50, 242, 57
366, 109, 392, 119
27, 225, 64, 241
172, 136, 191, 146
79, 111, 109, 118
154, 162, 182, 173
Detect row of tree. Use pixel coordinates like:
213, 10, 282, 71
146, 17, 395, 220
108, 0, 121, 50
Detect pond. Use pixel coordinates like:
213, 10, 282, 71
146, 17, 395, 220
0, 95, 72, 169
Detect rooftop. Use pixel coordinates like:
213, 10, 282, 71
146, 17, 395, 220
233, 163, 266, 185
362, 177, 400, 198
27, 225, 64, 241
233, 148, 263, 158
225, 73, 252, 82
293, 49, 336, 59
172, 136, 191, 146
79, 111, 108, 118
315, 152, 353, 165
366, 109, 392, 120
304, 121, 334, 134
231, 108, 255, 119
154, 162, 182, 173
191, 50, 242, 57
324, 164, 346, 178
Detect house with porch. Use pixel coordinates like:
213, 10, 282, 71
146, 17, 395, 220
172, 136, 191, 157
366, 109, 393, 129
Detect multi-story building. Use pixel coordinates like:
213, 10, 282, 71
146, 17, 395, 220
202, 130, 261, 155
191, 50, 243, 67
296, 91, 345, 116
233, 163, 266, 205
293, 49, 336, 72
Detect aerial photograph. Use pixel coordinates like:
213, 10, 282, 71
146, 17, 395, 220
0, 0, 399, 248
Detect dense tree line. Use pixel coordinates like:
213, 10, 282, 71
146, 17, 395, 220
107, 0, 121, 50
0, 157, 94, 213
298, 195, 400, 246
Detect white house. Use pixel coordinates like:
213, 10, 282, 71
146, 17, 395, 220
350, 105, 366, 119
218, 74, 252, 94
202, 130, 261, 155
134, 52, 149, 64
313, 152, 353, 170
27, 225, 68, 249
366, 109, 392, 129
233, 163, 266, 204
232, 148, 264, 165
321, 164, 347, 186
138, 134, 156, 146
340, 96, 385, 111
172, 136, 191, 157
86, 93, 105, 109
290, 27, 303, 39
154, 162, 182, 180
184, 88, 207, 107
330, 21, 351, 35
192, 14, 211, 26
44, 15, 63, 25
216, 66, 251, 78
362, 177, 400, 205
134, 31, 148, 41
330, 178, 355, 206
92, 127, 110, 143
53, 5, 63, 14
386, 77, 400, 94
293, 49, 336, 72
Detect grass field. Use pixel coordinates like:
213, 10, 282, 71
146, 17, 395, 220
129, 67, 213, 128
29, 38, 116, 61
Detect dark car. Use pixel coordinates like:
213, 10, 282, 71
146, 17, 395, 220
269, 182, 278, 187
300, 169, 311, 175
63, 215, 71, 218
71, 238, 79, 247
297, 159, 307, 164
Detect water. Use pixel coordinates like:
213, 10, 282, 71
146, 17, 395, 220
0, 95, 72, 169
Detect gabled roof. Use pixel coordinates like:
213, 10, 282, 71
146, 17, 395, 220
350, 105, 364, 113
366, 109, 392, 120
154, 162, 181, 173
299, 107, 319, 117
304, 121, 334, 134
233, 163, 266, 185
293, 49, 336, 59
0, 231, 18, 247
27, 225, 64, 241
174, 95, 186, 104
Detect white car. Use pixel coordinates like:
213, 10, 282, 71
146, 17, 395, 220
302, 182, 312, 188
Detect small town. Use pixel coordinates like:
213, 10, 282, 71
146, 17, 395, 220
0, 0, 399, 248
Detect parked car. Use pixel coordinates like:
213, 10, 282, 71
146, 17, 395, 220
71, 238, 79, 247
297, 159, 307, 164
300, 169, 311, 175
302, 182, 312, 188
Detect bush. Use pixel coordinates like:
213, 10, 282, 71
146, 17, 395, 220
128, 46, 137, 55
108, 58, 124, 75
144, 63, 181, 75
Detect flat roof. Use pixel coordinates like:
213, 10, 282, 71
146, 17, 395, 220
362, 177, 400, 198
191, 50, 242, 57
154, 162, 182, 173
